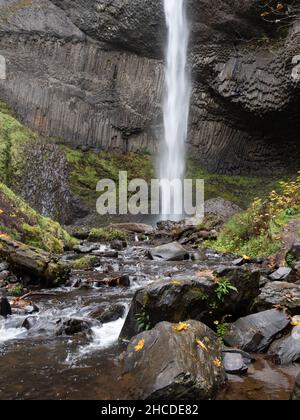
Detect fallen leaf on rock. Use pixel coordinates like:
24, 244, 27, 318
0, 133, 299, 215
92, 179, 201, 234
196, 339, 208, 352
170, 280, 182, 286
134, 339, 145, 352
273, 304, 288, 312
172, 322, 190, 332
213, 358, 222, 368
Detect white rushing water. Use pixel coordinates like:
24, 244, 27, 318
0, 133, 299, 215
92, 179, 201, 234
160, 0, 191, 219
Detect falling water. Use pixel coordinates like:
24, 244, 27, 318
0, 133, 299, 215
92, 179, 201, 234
160, 0, 191, 220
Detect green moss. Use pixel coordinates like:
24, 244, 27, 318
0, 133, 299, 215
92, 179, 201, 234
71, 256, 98, 270
0, 100, 37, 185
88, 227, 128, 241
186, 157, 286, 209
62, 146, 154, 209
0, 183, 78, 253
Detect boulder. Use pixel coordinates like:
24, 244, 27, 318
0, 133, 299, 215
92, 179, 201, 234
0, 262, 9, 272
0, 297, 12, 318
149, 242, 189, 261
254, 282, 300, 313
291, 373, 300, 401
122, 320, 226, 400
120, 267, 260, 340
0, 237, 70, 287
56, 318, 92, 336
268, 326, 300, 365
204, 198, 242, 221
224, 309, 290, 352
110, 240, 127, 251
90, 304, 125, 324
0, 270, 9, 281
109, 223, 154, 235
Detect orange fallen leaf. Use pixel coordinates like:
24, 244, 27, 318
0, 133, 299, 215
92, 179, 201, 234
261, 11, 270, 17
213, 358, 222, 368
276, 3, 284, 11
196, 339, 208, 352
134, 339, 145, 352
172, 322, 190, 332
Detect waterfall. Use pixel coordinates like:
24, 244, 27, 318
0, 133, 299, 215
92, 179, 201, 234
160, 0, 191, 220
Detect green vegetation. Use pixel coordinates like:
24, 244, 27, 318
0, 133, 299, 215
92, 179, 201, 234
9, 284, 24, 297
208, 174, 300, 257
136, 306, 151, 332
62, 146, 154, 209
71, 256, 98, 270
88, 227, 128, 241
215, 277, 238, 302
214, 320, 230, 342
0, 183, 78, 253
0, 100, 37, 185
187, 157, 286, 209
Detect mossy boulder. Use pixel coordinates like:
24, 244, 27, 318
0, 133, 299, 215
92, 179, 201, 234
120, 267, 260, 340
0, 236, 70, 287
0, 182, 78, 253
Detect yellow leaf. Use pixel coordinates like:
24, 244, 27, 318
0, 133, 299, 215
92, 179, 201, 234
134, 339, 145, 352
172, 322, 190, 332
213, 358, 222, 368
243, 255, 251, 261
291, 321, 300, 327
170, 280, 182, 286
0, 233, 10, 240
0, 209, 3, 215
196, 339, 208, 352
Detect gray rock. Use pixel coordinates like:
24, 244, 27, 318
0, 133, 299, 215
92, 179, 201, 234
0, 262, 9, 272
222, 352, 248, 375
0, 297, 12, 318
56, 318, 92, 336
291, 372, 300, 400
204, 198, 242, 221
268, 326, 300, 365
269, 267, 292, 281
123, 320, 226, 400
224, 309, 290, 352
254, 282, 300, 313
0, 270, 10, 281
90, 304, 125, 324
109, 223, 154, 235
149, 242, 189, 261
120, 267, 260, 340
73, 244, 99, 254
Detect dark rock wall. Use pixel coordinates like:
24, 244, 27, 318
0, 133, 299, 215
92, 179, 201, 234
0, 0, 300, 174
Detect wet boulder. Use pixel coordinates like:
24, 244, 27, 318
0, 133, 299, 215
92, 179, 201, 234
224, 309, 290, 352
268, 325, 300, 365
149, 241, 189, 261
120, 267, 260, 340
222, 352, 248, 375
291, 373, 300, 400
90, 304, 125, 324
56, 318, 92, 336
253, 282, 300, 313
122, 320, 226, 400
0, 297, 12, 318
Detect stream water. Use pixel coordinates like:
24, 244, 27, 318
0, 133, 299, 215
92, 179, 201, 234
0, 241, 298, 400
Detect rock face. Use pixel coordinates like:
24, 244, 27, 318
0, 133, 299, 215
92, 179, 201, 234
254, 282, 300, 313
0, 0, 299, 176
122, 320, 226, 400
224, 309, 290, 352
120, 267, 260, 340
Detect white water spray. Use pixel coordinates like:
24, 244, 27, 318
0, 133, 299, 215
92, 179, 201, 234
160, 0, 191, 220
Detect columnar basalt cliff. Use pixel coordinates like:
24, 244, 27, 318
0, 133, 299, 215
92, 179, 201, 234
0, 0, 300, 176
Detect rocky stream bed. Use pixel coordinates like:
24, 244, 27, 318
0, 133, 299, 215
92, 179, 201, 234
0, 219, 300, 400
